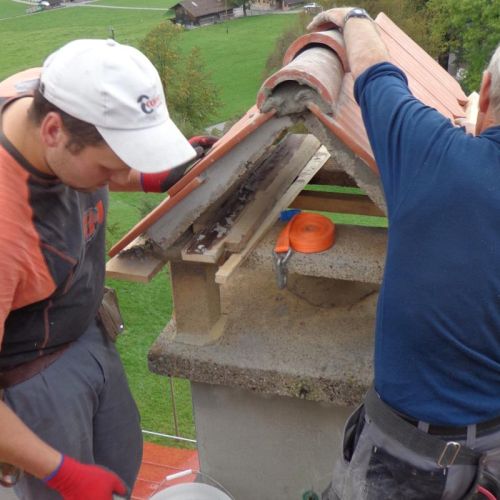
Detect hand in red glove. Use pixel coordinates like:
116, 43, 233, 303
188, 135, 219, 159
44, 455, 127, 500
141, 135, 219, 193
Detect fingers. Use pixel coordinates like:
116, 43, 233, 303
188, 136, 219, 148
307, 7, 354, 32
112, 475, 128, 497
188, 135, 219, 159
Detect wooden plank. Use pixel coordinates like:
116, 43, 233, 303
181, 233, 226, 263
290, 191, 385, 217
310, 169, 356, 187
106, 236, 165, 283
182, 134, 321, 263
225, 135, 321, 252
215, 146, 330, 285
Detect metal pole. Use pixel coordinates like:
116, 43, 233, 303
169, 376, 180, 437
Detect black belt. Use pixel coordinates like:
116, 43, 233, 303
0, 344, 70, 389
402, 413, 500, 437
365, 387, 482, 467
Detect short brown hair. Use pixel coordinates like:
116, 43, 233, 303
29, 89, 104, 154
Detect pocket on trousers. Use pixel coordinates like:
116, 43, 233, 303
342, 403, 366, 462
325, 404, 367, 500
365, 446, 447, 500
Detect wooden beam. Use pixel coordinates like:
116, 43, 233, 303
105, 236, 165, 283
309, 169, 357, 187
215, 146, 330, 285
290, 191, 385, 217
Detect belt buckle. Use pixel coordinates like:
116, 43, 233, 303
437, 441, 461, 468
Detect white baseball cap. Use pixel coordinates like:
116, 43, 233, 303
39, 39, 196, 173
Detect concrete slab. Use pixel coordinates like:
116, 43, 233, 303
245, 223, 387, 284
149, 264, 377, 406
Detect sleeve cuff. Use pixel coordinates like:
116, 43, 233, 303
42, 454, 64, 483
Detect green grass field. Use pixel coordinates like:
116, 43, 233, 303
93, 0, 175, 7
0, 0, 30, 19
180, 14, 298, 122
0, 8, 168, 79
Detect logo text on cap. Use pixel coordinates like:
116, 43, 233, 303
137, 94, 161, 114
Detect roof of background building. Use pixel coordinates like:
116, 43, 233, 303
174, 0, 231, 17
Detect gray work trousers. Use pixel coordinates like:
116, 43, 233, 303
3, 322, 142, 500
325, 404, 500, 500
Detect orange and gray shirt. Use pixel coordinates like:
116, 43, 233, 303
0, 96, 108, 370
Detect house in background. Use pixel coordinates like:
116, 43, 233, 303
172, 0, 234, 26
250, 0, 303, 10
278, 0, 303, 9
249, 0, 276, 10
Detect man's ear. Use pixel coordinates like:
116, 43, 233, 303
39, 112, 65, 148
476, 71, 495, 135
479, 71, 491, 113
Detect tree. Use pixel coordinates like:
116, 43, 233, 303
232, 0, 249, 17
171, 47, 221, 136
263, 2, 431, 80
140, 22, 182, 92
426, 0, 500, 92
140, 22, 221, 134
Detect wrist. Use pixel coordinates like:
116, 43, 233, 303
343, 7, 372, 26
42, 454, 64, 482
141, 168, 184, 193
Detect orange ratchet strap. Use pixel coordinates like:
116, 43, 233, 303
273, 213, 335, 289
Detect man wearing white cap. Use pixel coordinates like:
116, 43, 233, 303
0, 39, 212, 499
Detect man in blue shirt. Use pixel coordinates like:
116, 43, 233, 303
309, 7, 500, 500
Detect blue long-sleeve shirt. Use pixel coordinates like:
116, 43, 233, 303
354, 62, 500, 425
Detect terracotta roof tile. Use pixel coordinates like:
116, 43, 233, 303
375, 13, 467, 107
257, 47, 344, 115
283, 30, 348, 71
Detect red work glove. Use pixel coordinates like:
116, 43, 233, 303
188, 135, 219, 158
141, 135, 219, 193
44, 455, 127, 500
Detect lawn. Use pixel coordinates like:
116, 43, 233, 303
0, 0, 30, 19
92, 0, 176, 7
179, 14, 298, 122
0, 7, 169, 80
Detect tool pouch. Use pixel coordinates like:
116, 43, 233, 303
97, 287, 124, 342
